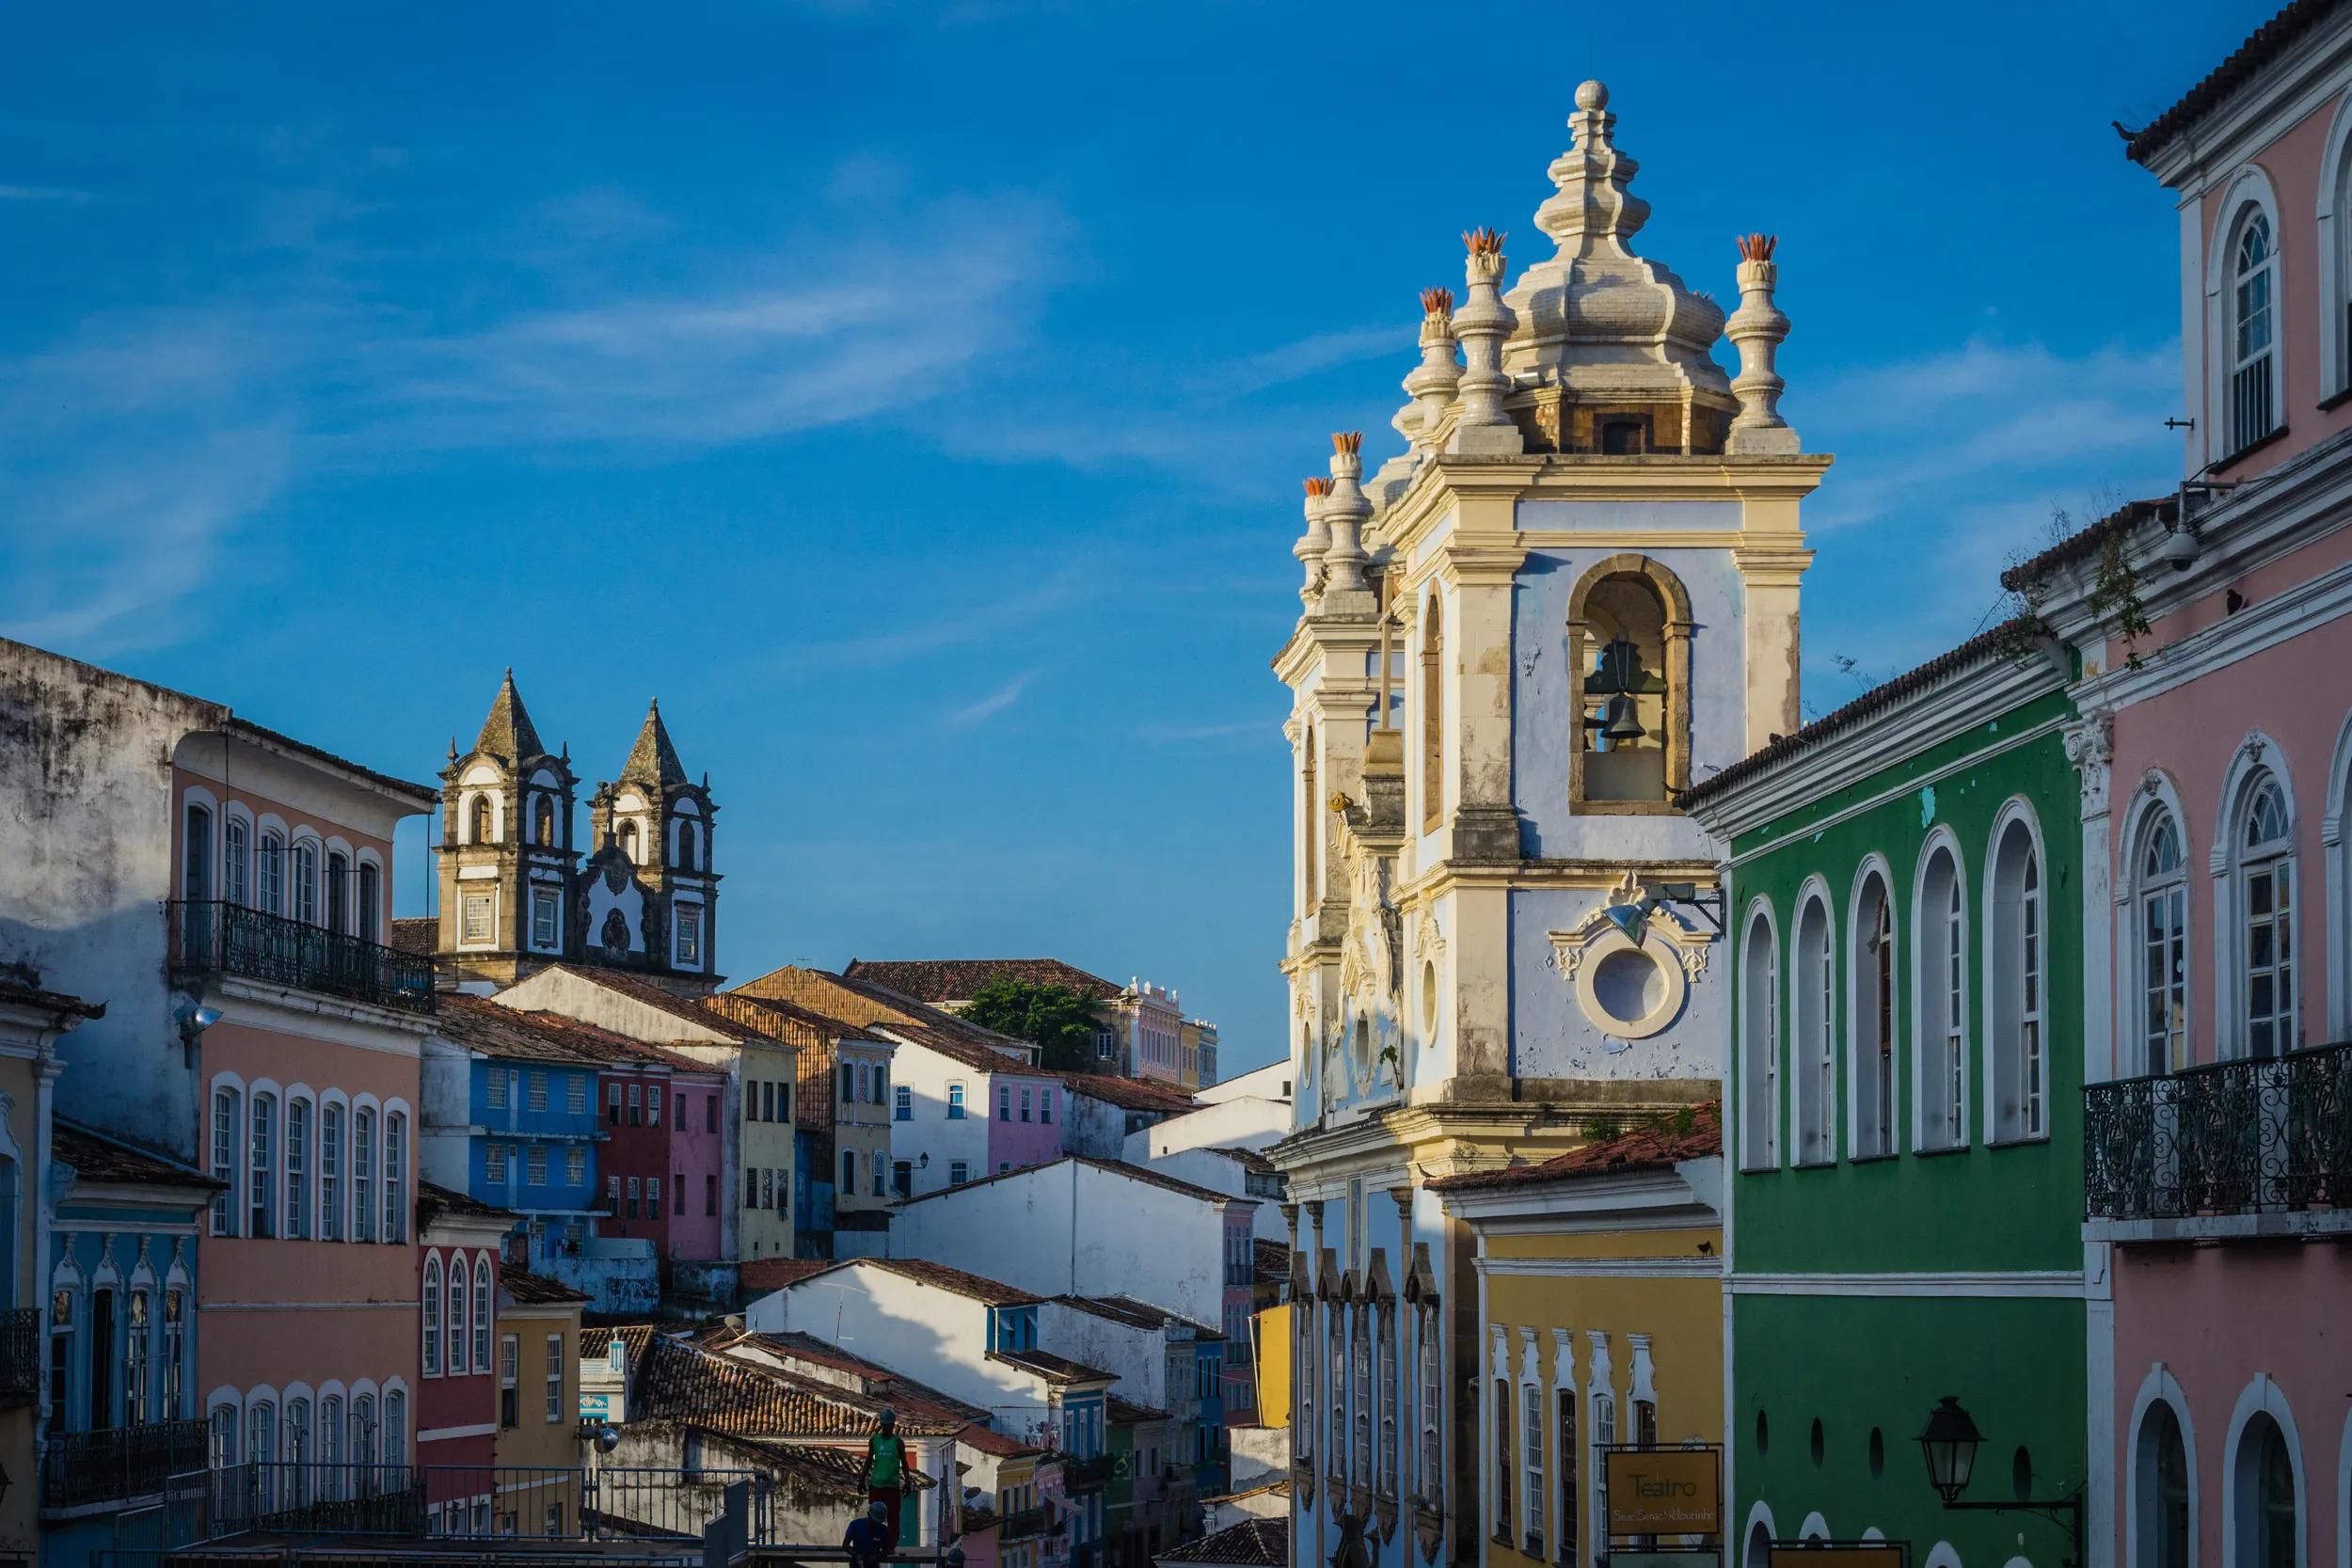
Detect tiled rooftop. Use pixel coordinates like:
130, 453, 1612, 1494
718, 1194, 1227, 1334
1156, 1517, 1287, 1567
503, 1269, 591, 1307
1428, 1103, 1723, 1194
842, 958, 1124, 1005
895, 1155, 1246, 1211
54, 1121, 221, 1189
989, 1348, 1116, 1386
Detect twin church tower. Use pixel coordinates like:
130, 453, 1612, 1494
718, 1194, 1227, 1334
427, 671, 721, 992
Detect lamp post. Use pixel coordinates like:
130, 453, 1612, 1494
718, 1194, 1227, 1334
1916, 1396, 2082, 1568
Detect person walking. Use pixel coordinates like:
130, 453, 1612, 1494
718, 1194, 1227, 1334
844, 1500, 891, 1568
866, 1409, 909, 1548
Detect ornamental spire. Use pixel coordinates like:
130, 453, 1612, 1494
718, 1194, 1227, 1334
1295, 477, 1333, 605
1448, 230, 1522, 454
1397, 287, 1462, 452
1725, 233, 1800, 454
1318, 433, 1374, 610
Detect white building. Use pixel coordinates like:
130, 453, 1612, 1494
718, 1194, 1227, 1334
1124, 1095, 1289, 1161
1123, 1148, 1286, 1243
887, 1156, 1256, 1336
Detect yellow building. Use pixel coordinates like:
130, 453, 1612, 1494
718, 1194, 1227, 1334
493, 1270, 588, 1535
1430, 1109, 1723, 1568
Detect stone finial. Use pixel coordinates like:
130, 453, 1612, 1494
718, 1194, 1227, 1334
1537, 82, 1649, 259
1725, 232, 1800, 454
1395, 288, 1464, 453
1294, 478, 1334, 605
1319, 433, 1374, 605
1449, 229, 1522, 453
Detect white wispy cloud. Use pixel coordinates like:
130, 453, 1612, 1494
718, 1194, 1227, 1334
946, 671, 1038, 728
1204, 324, 1406, 399
775, 571, 1096, 673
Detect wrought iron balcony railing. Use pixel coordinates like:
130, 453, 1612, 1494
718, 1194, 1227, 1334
2085, 1038, 2352, 1226
168, 901, 436, 1016
1063, 1454, 1116, 1491
42, 1417, 211, 1508
997, 1506, 1049, 1541
0, 1308, 39, 1405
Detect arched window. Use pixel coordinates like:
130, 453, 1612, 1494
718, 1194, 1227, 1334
352, 1108, 375, 1243
326, 850, 350, 935
2134, 1401, 2189, 1568
2229, 208, 2279, 454
383, 1112, 407, 1243
677, 821, 698, 871
1917, 842, 1968, 1149
258, 832, 286, 915
447, 1256, 468, 1375
1740, 909, 1781, 1169
1491, 1367, 1512, 1543
183, 802, 214, 901
1852, 871, 1897, 1158
1421, 600, 1444, 832
618, 820, 640, 863
1350, 1306, 1371, 1489
320, 1104, 342, 1243
1989, 814, 2048, 1142
211, 1087, 240, 1236
284, 1098, 309, 1240
2235, 773, 2296, 1058
533, 795, 555, 847
249, 1092, 276, 1239
473, 1258, 491, 1370
1377, 1303, 1398, 1499
2136, 807, 2190, 1076
1295, 1299, 1314, 1468
1567, 558, 1693, 807
1520, 1378, 1544, 1551
1327, 1306, 1346, 1481
225, 817, 249, 907
1417, 1306, 1440, 1502
422, 1256, 442, 1375
2235, 1412, 2296, 1568
292, 841, 319, 927
470, 796, 494, 847
357, 863, 381, 944
1793, 895, 1836, 1164
351, 1392, 375, 1466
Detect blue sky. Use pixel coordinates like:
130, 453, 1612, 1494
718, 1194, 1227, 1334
0, 2, 2265, 1071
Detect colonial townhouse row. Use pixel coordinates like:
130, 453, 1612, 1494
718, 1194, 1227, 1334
1267, 10, 2352, 1568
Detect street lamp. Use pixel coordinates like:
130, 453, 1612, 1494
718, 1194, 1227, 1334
1917, 1395, 1981, 1504
1915, 1396, 2081, 1568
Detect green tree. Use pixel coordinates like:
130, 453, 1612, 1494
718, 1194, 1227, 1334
955, 977, 1100, 1072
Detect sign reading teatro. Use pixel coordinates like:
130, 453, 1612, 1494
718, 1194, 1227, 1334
1603, 1447, 1722, 1536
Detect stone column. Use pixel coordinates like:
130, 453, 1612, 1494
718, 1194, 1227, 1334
1318, 434, 1376, 617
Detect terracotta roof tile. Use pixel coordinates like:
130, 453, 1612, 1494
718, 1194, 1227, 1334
842, 958, 1124, 1005
54, 1121, 221, 1189
1998, 496, 2176, 592
503, 1268, 591, 1306
1253, 1240, 1288, 1284
989, 1348, 1116, 1386
0, 972, 103, 1019
581, 1323, 660, 1377
733, 967, 1038, 1067
389, 917, 439, 958
1108, 1395, 1170, 1424
1428, 1103, 1723, 1194
2124, 0, 2345, 164
417, 1180, 516, 1230
1053, 1296, 1219, 1338
1156, 1518, 1287, 1567
628, 1335, 964, 1438
737, 1258, 836, 1294
529, 965, 774, 1044
1059, 1073, 1196, 1114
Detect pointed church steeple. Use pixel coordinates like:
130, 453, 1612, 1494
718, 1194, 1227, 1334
474, 668, 547, 763
620, 698, 689, 787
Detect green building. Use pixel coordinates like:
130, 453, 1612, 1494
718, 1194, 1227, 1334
1680, 626, 2093, 1568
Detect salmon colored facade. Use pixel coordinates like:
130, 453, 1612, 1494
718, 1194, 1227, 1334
2045, 13, 2352, 1568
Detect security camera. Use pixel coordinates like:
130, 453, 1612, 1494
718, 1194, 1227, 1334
2157, 526, 2199, 574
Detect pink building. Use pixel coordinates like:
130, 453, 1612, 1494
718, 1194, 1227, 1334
417, 1185, 509, 1530
2028, 12, 2352, 1566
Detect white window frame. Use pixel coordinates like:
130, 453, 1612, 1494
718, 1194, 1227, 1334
2129, 793, 2191, 1077
1791, 884, 1836, 1165
1914, 832, 1971, 1150
1739, 902, 1781, 1171
422, 1256, 442, 1376
1848, 861, 1898, 1159
1985, 801, 2051, 1144
2203, 170, 2285, 466
2218, 754, 2300, 1061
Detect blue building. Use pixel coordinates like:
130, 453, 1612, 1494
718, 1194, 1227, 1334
418, 996, 654, 1315
41, 1122, 218, 1568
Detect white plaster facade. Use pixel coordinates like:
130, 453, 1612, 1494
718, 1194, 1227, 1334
887, 1158, 1255, 1331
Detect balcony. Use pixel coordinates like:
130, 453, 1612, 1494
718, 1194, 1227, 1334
0, 1308, 37, 1407
2085, 1039, 2352, 1240
168, 901, 436, 1016
998, 1506, 1049, 1541
43, 1418, 211, 1509
1064, 1454, 1116, 1492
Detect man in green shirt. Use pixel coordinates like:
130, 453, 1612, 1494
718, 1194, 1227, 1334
866, 1409, 907, 1549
